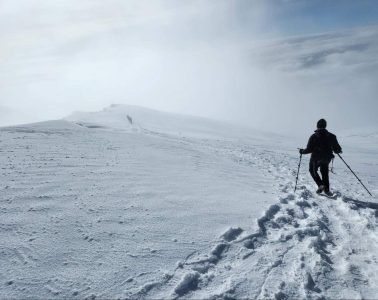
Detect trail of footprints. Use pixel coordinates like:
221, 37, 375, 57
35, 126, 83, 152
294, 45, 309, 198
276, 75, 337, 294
130, 184, 338, 299
129, 147, 376, 299
131, 176, 378, 299
114, 142, 378, 299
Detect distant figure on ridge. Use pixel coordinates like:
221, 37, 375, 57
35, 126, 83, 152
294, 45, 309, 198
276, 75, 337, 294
299, 119, 342, 196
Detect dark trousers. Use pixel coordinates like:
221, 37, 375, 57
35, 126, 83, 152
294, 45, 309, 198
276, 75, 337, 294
309, 158, 330, 191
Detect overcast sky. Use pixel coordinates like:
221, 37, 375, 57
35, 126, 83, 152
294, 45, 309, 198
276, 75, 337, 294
1, 0, 378, 134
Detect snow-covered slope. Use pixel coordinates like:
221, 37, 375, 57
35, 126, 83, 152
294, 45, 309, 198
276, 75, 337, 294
65, 104, 282, 142
1, 105, 377, 299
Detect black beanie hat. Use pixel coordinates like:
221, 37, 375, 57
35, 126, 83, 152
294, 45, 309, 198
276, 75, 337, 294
317, 119, 327, 129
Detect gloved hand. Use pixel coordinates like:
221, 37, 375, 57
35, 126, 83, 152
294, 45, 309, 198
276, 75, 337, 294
299, 148, 304, 154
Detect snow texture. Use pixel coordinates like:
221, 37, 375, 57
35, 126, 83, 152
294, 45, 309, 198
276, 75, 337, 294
1, 104, 377, 299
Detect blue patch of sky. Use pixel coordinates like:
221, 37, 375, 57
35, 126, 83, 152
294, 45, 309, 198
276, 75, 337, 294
272, 0, 378, 35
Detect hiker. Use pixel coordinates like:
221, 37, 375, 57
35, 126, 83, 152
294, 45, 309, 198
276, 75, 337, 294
299, 119, 342, 196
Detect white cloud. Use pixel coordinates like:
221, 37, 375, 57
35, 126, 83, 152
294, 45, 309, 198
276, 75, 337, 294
242, 26, 378, 134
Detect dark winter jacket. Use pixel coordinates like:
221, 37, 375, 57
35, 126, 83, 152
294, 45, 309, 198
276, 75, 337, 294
302, 129, 342, 163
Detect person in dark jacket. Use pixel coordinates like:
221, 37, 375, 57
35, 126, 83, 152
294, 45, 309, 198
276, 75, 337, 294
299, 119, 342, 196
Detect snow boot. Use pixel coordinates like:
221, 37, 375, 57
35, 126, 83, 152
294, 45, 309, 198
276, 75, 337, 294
324, 189, 333, 196
316, 185, 324, 194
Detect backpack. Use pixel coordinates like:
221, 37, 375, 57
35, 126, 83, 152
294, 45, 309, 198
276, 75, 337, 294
312, 131, 334, 163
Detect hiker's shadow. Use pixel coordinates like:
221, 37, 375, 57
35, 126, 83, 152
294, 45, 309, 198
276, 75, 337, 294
342, 196, 378, 211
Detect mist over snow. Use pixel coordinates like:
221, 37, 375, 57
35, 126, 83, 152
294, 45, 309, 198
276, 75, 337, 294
0, 0, 378, 135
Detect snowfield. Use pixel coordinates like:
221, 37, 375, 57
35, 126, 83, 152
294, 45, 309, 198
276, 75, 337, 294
1, 105, 377, 299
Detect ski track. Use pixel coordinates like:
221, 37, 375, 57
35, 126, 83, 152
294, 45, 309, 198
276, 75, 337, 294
130, 141, 378, 299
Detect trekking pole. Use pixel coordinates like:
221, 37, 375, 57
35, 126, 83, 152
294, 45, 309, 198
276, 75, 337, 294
294, 152, 302, 193
337, 153, 372, 196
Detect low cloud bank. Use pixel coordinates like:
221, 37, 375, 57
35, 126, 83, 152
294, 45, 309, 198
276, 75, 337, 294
0, 1, 377, 135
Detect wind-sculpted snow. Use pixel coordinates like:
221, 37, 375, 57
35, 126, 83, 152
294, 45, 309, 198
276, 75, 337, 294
1, 107, 378, 299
